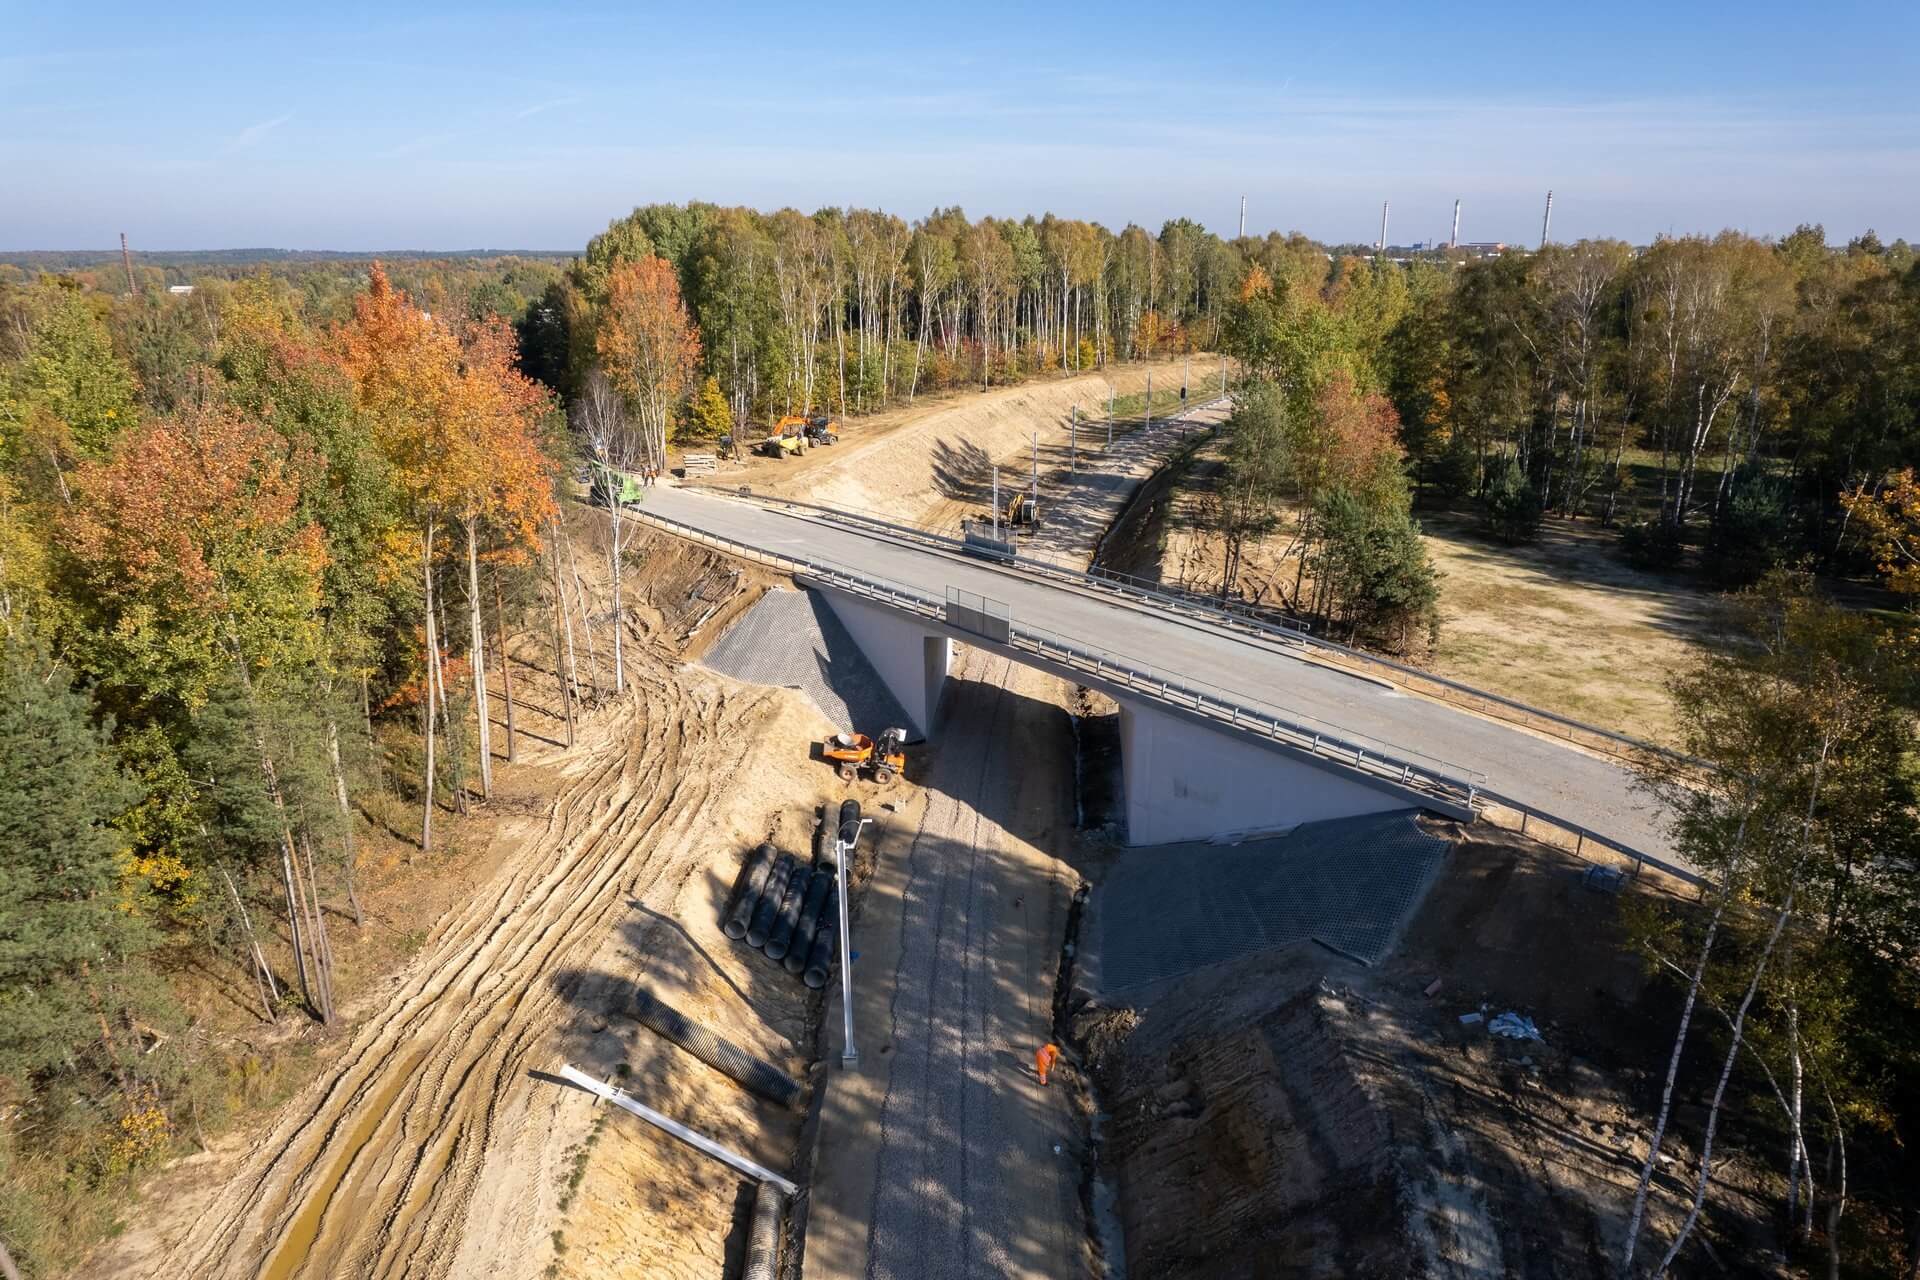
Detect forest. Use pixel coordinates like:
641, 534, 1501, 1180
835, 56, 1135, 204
2, 202, 1919, 1275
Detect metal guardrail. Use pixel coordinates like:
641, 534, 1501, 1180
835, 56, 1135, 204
621, 474, 1696, 885
693, 480, 1680, 770
626, 503, 1487, 814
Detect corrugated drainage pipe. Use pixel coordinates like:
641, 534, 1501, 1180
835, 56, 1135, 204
803, 909, 837, 990
764, 864, 813, 962
743, 1178, 785, 1280
785, 872, 835, 975
745, 853, 795, 949
722, 843, 777, 940
631, 988, 802, 1109
838, 798, 862, 844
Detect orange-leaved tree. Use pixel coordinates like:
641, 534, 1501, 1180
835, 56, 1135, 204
339, 265, 556, 847
596, 256, 700, 470
66, 399, 341, 1022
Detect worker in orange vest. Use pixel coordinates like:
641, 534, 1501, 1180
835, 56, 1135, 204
1035, 1042, 1060, 1086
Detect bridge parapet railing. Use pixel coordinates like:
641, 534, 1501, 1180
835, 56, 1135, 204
624, 502, 1696, 880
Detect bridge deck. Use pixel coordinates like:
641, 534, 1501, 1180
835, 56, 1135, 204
636, 486, 1677, 869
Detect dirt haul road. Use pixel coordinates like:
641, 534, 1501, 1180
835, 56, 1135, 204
94, 546, 808, 1280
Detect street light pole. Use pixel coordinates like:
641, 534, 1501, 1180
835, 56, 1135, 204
836, 815, 872, 1066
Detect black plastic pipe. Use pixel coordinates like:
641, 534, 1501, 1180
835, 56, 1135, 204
722, 842, 777, 940
803, 908, 837, 990
631, 988, 802, 1109
745, 853, 794, 950
764, 864, 812, 962
785, 872, 835, 975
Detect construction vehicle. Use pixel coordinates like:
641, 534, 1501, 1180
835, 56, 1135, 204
757, 425, 804, 459
590, 463, 644, 507
821, 727, 907, 784
803, 418, 838, 446
986, 489, 1037, 529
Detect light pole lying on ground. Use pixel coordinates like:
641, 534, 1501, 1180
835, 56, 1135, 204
836, 815, 872, 1066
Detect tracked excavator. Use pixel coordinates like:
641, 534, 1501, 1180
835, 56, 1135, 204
821, 727, 907, 784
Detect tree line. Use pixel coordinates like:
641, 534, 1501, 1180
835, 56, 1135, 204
517, 202, 1254, 446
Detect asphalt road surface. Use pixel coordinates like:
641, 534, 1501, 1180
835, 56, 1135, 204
640, 485, 1676, 866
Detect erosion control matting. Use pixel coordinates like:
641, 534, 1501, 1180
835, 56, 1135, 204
700, 586, 910, 734
1088, 809, 1449, 993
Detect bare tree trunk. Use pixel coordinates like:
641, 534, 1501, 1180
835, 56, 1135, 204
493, 569, 516, 763
221, 867, 279, 1021
420, 527, 437, 855
548, 529, 577, 746
464, 521, 493, 798
280, 846, 312, 1015
1653, 883, 1797, 1275
1825, 1092, 1847, 1280
1622, 822, 1748, 1272
324, 710, 363, 926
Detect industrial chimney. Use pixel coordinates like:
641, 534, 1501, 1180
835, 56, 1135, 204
1378, 201, 1389, 253
1239, 195, 1246, 239
1540, 190, 1554, 249
1450, 200, 1461, 250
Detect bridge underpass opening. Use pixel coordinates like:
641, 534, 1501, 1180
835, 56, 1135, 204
810, 582, 1453, 846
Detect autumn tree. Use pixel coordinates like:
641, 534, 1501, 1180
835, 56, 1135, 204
596, 256, 700, 468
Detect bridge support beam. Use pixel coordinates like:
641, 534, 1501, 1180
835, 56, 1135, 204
1118, 697, 1412, 846
815, 587, 951, 741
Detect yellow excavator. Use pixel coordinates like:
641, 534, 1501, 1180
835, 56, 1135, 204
821, 727, 907, 784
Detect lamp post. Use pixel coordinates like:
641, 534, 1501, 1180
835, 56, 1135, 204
835, 815, 872, 1066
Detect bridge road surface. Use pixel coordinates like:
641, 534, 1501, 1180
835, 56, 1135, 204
642, 484, 1678, 867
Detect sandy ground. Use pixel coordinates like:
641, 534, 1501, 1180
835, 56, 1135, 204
1119, 440, 1724, 747
706, 357, 1221, 532
79, 520, 839, 1280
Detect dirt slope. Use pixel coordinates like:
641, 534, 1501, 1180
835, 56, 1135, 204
81, 522, 834, 1280
757, 358, 1220, 528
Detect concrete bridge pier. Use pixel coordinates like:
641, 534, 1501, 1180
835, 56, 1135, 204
1118, 697, 1415, 846
816, 588, 952, 741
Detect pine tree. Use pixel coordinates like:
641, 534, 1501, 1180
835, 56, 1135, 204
0, 634, 158, 1080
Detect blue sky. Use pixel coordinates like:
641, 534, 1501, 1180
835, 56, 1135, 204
3, 1, 1916, 250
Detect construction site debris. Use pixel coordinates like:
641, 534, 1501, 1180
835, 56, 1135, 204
554, 1064, 799, 1196
1487, 1011, 1543, 1042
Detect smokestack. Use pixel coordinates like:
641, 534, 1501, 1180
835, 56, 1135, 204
120, 232, 138, 296
1378, 200, 1389, 253
1540, 190, 1554, 250
1450, 200, 1461, 250
1239, 195, 1246, 239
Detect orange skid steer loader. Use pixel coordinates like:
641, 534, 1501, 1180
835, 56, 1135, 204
821, 727, 907, 784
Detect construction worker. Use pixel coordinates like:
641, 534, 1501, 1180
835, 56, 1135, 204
1035, 1042, 1060, 1086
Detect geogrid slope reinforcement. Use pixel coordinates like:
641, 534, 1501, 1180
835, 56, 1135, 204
1090, 810, 1448, 993
698, 585, 911, 734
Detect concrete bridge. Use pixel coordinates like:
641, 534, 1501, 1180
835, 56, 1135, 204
635, 487, 1675, 863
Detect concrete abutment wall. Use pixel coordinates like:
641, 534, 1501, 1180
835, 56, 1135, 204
815, 588, 951, 741
1117, 697, 1411, 846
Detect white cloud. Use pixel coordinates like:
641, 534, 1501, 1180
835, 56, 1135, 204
230, 113, 292, 150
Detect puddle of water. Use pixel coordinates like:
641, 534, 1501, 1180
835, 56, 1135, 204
258, 1051, 424, 1280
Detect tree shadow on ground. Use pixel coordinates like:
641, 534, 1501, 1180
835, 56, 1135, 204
930, 437, 993, 503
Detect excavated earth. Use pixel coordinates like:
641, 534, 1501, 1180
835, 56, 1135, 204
83, 519, 844, 1280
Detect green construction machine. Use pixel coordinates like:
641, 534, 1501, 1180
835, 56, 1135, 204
590, 463, 645, 508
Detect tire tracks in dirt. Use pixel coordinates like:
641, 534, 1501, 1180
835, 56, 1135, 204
151, 654, 783, 1280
